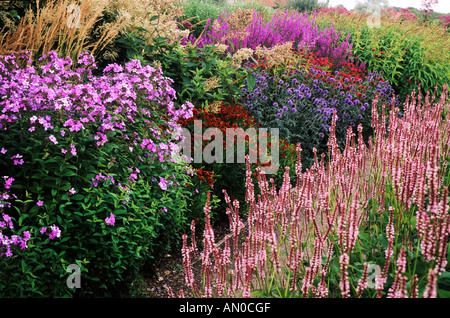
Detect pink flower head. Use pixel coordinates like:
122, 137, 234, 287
49, 224, 61, 240
49, 134, 58, 144
70, 144, 77, 156
36, 200, 44, 207
105, 213, 115, 226
159, 177, 168, 190
11, 154, 24, 165
4, 176, 14, 189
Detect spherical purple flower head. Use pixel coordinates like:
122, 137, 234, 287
287, 88, 293, 94
276, 112, 282, 119
279, 79, 284, 85
357, 114, 363, 119
273, 102, 279, 108
263, 95, 268, 100
291, 107, 297, 113
287, 100, 293, 106
292, 78, 298, 84
318, 132, 324, 138
360, 106, 366, 111
282, 106, 288, 112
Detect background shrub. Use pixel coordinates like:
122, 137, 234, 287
315, 8, 450, 103
117, 35, 247, 108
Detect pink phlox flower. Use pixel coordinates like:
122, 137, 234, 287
105, 213, 115, 226
49, 224, 61, 240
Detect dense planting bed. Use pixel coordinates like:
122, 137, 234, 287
0, 0, 449, 298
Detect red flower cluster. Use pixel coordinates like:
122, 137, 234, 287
196, 168, 215, 188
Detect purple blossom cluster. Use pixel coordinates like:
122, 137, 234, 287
186, 10, 353, 64
0, 49, 194, 178
0, 50, 194, 257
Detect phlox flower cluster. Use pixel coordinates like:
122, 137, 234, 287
0, 50, 194, 257
0, 51, 193, 169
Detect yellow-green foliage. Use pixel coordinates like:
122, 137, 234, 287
315, 9, 450, 101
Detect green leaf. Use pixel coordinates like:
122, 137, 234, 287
438, 289, 450, 298
246, 73, 256, 93
438, 271, 450, 290
71, 194, 84, 201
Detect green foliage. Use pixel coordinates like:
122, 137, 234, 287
350, 27, 449, 102
117, 34, 247, 108
0, 107, 193, 297
282, 0, 329, 13
179, 0, 229, 38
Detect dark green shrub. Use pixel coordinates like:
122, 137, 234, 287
116, 33, 247, 108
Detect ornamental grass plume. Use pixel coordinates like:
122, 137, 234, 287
177, 84, 449, 298
0, 0, 125, 64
